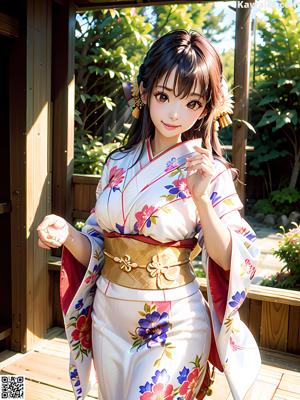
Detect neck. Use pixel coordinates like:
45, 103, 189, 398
150, 135, 182, 158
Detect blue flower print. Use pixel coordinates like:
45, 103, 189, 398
139, 381, 153, 394
177, 366, 190, 384
165, 157, 179, 172
115, 223, 125, 234
210, 191, 222, 205
136, 311, 170, 348
151, 368, 170, 384
75, 299, 83, 310
245, 231, 256, 241
229, 291, 246, 308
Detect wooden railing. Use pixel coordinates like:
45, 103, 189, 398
48, 174, 300, 356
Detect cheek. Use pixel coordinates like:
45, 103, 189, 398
149, 98, 162, 120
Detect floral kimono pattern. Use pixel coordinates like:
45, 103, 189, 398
60, 137, 261, 400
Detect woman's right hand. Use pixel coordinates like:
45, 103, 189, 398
37, 214, 69, 250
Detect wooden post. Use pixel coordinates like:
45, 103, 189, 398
52, 0, 75, 223
25, 0, 53, 351
9, 28, 27, 353
232, 1, 253, 210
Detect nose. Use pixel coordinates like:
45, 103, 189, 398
168, 108, 179, 121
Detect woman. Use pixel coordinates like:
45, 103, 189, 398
37, 30, 261, 400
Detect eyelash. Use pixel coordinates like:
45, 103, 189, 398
154, 91, 202, 110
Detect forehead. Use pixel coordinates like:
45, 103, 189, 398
156, 68, 201, 96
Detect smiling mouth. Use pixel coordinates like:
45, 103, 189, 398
162, 121, 181, 129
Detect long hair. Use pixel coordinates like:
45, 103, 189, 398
107, 29, 228, 168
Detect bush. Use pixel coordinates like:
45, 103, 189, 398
260, 222, 300, 290
253, 187, 300, 216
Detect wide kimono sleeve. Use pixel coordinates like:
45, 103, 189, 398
59, 163, 109, 400
201, 160, 261, 400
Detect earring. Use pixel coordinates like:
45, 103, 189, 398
213, 78, 234, 134
122, 81, 144, 119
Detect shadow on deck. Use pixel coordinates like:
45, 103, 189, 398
0, 327, 299, 400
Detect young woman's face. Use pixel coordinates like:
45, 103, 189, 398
148, 68, 206, 143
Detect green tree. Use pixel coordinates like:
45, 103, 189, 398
249, 0, 300, 190
148, 3, 229, 42
74, 5, 230, 174
75, 9, 152, 142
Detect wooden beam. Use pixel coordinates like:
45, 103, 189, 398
232, 2, 253, 209
9, 17, 27, 353
52, 1, 76, 223
0, 13, 19, 38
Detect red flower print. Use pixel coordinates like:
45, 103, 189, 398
245, 258, 256, 280
134, 205, 156, 231
108, 166, 125, 188
179, 367, 201, 400
140, 382, 174, 400
229, 336, 245, 352
152, 301, 171, 314
172, 178, 190, 197
84, 271, 98, 284
71, 309, 92, 350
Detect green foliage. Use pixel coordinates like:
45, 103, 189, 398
74, 5, 230, 174
249, 0, 300, 189
75, 9, 152, 140
261, 223, 300, 290
149, 4, 229, 42
75, 132, 125, 175
270, 187, 300, 214
254, 187, 300, 216
253, 198, 276, 215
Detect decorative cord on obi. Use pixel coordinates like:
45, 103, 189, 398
103, 250, 190, 289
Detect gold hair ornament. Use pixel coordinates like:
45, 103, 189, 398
213, 78, 234, 134
126, 80, 144, 119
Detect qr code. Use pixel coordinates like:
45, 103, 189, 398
0, 375, 25, 399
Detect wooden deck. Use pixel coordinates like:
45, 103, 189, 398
0, 327, 299, 400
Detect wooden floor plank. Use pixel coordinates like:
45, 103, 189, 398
278, 374, 300, 395
208, 370, 231, 399
23, 379, 97, 400
273, 388, 300, 399
2, 351, 71, 391
1, 331, 300, 400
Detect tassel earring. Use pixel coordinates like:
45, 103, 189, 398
213, 78, 234, 134
122, 80, 144, 119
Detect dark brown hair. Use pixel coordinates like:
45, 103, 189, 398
108, 29, 228, 167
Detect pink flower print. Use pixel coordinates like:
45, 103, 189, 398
245, 258, 256, 280
229, 336, 245, 352
165, 157, 179, 172
152, 301, 171, 314
108, 166, 125, 190
134, 205, 156, 232
178, 367, 201, 400
140, 382, 174, 400
84, 271, 98, 285
172, 178, 190, 197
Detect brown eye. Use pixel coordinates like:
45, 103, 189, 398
155, 92, 168, 103
187, 100, 202, 110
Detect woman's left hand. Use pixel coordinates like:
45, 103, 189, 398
186, 144, 215, 199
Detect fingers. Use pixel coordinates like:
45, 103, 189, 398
38, 238, 51, 250
37, 214, 68, 250
186, 152, 214, 178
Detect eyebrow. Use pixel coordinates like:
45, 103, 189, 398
156, 85, 201, 97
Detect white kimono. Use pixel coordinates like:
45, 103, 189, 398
60, 137, 261, 400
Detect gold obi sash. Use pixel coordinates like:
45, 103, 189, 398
101, 236, 196, 290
